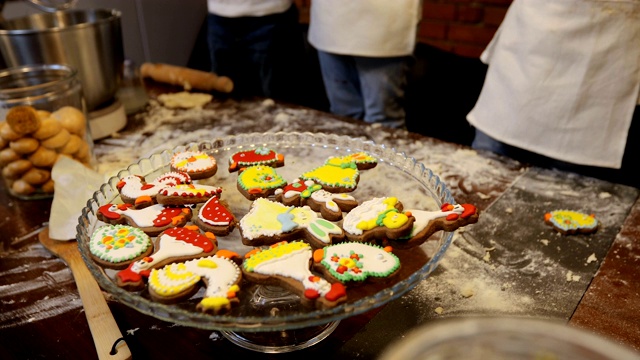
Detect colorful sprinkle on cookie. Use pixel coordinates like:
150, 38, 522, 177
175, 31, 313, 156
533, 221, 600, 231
89, 224, 153, 269
544, 210, 598, 235
313, 242, 400, 284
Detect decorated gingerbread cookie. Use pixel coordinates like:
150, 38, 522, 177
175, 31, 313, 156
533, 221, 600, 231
116, 171, 192, 207
544, 210, 598, 235
115, 225, 218, 290
170, 150, 218, 180
236, 165, 287, 201
387, 203, 480, 249
274, 179, 359, 221
89, 224, 153, 269
239, 198, 345, 248
156, 183, 223, 206
148, 252, 242, 314
342, 197, 415, 243
312, 242, 400, 285
193, 196, 236, 236
299, 152, 377, 193
242, 241, 348, 309
228, 146, 285, 172
97, 203, 192, 236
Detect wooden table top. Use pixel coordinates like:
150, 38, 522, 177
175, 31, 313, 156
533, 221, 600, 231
1, 90, 639, 359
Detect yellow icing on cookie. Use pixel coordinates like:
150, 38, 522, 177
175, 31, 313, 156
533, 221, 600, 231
355, 197, 408, 230
149, 265, 200, 296
238, 165, 286, 190
244, 241, 310, 271
198, 258, 218, 269
198, 297, 231, 311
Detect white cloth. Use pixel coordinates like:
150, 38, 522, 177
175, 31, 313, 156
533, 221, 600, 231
467, 0, 640, 169
49, 156, 105, 241
308, 0, 422, 57
207, 0, 291, 18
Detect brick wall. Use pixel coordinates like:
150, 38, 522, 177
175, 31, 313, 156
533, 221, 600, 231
420, 0, 512, 58
295, 0, 513, 59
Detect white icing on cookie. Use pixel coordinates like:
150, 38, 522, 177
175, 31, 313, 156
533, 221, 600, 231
342, 197, 404, 235
405, 204, 467, 237
170, 151, 216, 173
243, 241, 332, 296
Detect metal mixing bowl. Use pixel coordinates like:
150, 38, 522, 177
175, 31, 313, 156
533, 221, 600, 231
0, 8, 124, 111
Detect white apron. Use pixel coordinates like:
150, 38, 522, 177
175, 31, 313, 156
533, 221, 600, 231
467, 0, 640, 169
308, 0, 422, 57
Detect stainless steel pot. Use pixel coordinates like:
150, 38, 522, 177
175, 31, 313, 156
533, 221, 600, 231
0, 9, 124, 111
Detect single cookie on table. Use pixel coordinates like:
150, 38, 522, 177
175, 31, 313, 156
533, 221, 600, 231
236, 165, 287, 201
312, 242, 400, 285
193, 196, 236, 236
156, 183, 223, 206
242, 241, 348, 309
115, 225, 218, 291
239, 198, 345, 249
97, 203, 192, 236
274, 179, 359, 221
89, 224, 153, 270
299, 152, 377, 193
117, 171, 192, 207
148, 252, 242, 314
544, 210, 599, 235
342, 197, 415, 244
170, 150, 218, 180
228, 146, 285, 173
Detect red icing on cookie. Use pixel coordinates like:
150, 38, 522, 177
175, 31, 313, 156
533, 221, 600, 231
461, 204, 477, 218
304, 288, 320, 300
117, 262, 151, 283
200, 197, 233, 224
98, 204, 130, 220
163, 227, 215, 253
325, 283, 347, 301
152, 207, 189, 227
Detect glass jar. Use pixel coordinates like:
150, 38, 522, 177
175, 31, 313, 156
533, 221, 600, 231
0, 64, 95, 200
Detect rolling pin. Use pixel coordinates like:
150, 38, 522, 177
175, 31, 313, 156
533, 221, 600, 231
140, 62, 234, 93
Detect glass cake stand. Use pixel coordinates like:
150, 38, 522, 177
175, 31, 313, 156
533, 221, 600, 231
76, 132, 456, 353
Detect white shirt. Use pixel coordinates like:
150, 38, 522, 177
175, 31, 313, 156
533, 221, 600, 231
308, 0, 422, 57
207, 0, 291, 18
467, 0, 640, 169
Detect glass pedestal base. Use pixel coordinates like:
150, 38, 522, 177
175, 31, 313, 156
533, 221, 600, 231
220, 321, 340, 353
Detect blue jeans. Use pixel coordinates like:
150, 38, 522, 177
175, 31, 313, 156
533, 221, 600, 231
207, 5, 305, 101
316, 51, 409, 129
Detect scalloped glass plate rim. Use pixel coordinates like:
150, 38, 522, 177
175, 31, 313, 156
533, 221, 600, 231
76, 131, 456, 331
